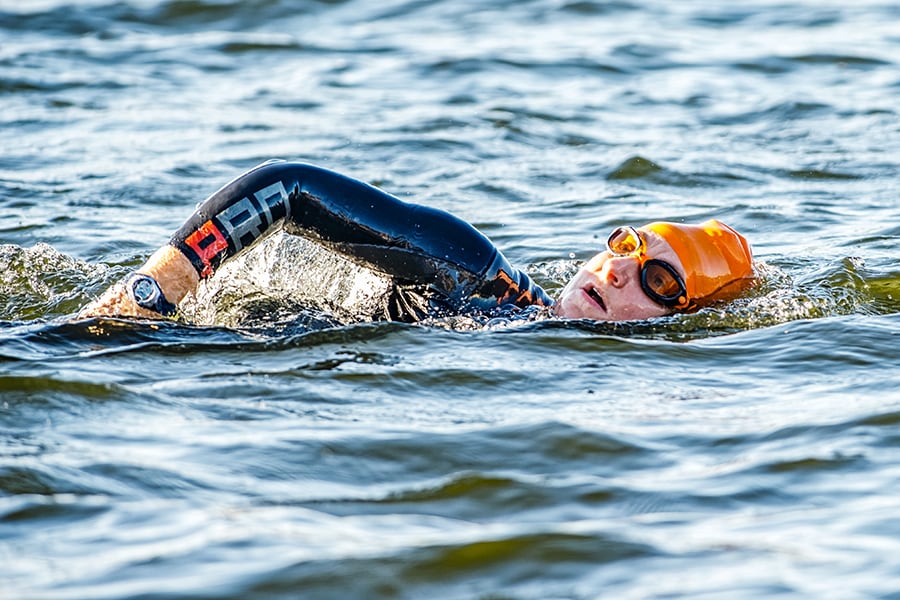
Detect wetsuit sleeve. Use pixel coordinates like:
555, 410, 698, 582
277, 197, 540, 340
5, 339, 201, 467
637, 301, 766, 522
170, 161, 553, 313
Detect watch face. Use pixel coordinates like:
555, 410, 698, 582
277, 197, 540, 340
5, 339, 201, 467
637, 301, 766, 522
131, 276, 158, 305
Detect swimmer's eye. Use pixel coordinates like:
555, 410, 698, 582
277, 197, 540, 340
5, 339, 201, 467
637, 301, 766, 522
641, 259, 688, 307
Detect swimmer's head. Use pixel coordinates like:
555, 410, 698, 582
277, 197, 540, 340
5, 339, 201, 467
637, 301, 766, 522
554, 219, 753, 321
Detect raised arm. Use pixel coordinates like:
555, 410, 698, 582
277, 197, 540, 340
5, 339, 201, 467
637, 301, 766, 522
79, 161, 551, 320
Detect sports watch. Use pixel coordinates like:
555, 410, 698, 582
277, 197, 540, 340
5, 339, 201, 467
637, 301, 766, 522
125, 273, 178, 316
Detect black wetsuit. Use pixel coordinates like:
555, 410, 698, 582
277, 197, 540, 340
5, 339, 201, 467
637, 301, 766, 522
170, 161, 553, 322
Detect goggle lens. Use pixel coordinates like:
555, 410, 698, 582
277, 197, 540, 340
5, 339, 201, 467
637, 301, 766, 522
607, 226, 643, 255
641, 260, 685, 304
606, 226, 688, 308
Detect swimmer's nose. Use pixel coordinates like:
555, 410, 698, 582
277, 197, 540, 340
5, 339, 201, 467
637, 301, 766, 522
600, 255, 637, 289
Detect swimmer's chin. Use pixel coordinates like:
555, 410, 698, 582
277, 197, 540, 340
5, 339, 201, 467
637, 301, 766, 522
552, 288, 615, 321
551, 306, 669, 324
552, 295, 670, 323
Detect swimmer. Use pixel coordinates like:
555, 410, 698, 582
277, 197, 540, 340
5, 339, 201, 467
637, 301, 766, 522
78, 161, 754, 323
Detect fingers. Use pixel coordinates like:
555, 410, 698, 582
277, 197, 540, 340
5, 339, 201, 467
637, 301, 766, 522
77, 281, 164, 320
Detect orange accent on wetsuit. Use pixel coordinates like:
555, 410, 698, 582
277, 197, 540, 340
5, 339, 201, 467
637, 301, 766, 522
183, 220, 228, 278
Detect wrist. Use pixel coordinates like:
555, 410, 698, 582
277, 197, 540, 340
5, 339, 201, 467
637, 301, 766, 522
78, 245, 199, 320
138, 245, 200, 305
125, 273, 177, 316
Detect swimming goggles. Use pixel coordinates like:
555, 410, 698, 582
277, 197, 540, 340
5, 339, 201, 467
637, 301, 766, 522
606, 226, 688, 308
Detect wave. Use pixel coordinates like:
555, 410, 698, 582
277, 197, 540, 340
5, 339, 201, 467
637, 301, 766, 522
0, 0, 325, 33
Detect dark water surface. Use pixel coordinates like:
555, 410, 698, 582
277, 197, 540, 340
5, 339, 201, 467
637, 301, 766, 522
3, 0, 900, 598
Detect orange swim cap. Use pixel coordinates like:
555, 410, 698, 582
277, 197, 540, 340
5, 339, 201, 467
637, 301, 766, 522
642, 220, 754, 308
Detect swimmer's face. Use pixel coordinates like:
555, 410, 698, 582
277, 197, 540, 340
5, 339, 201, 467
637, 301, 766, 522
554, 229, 687, 321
